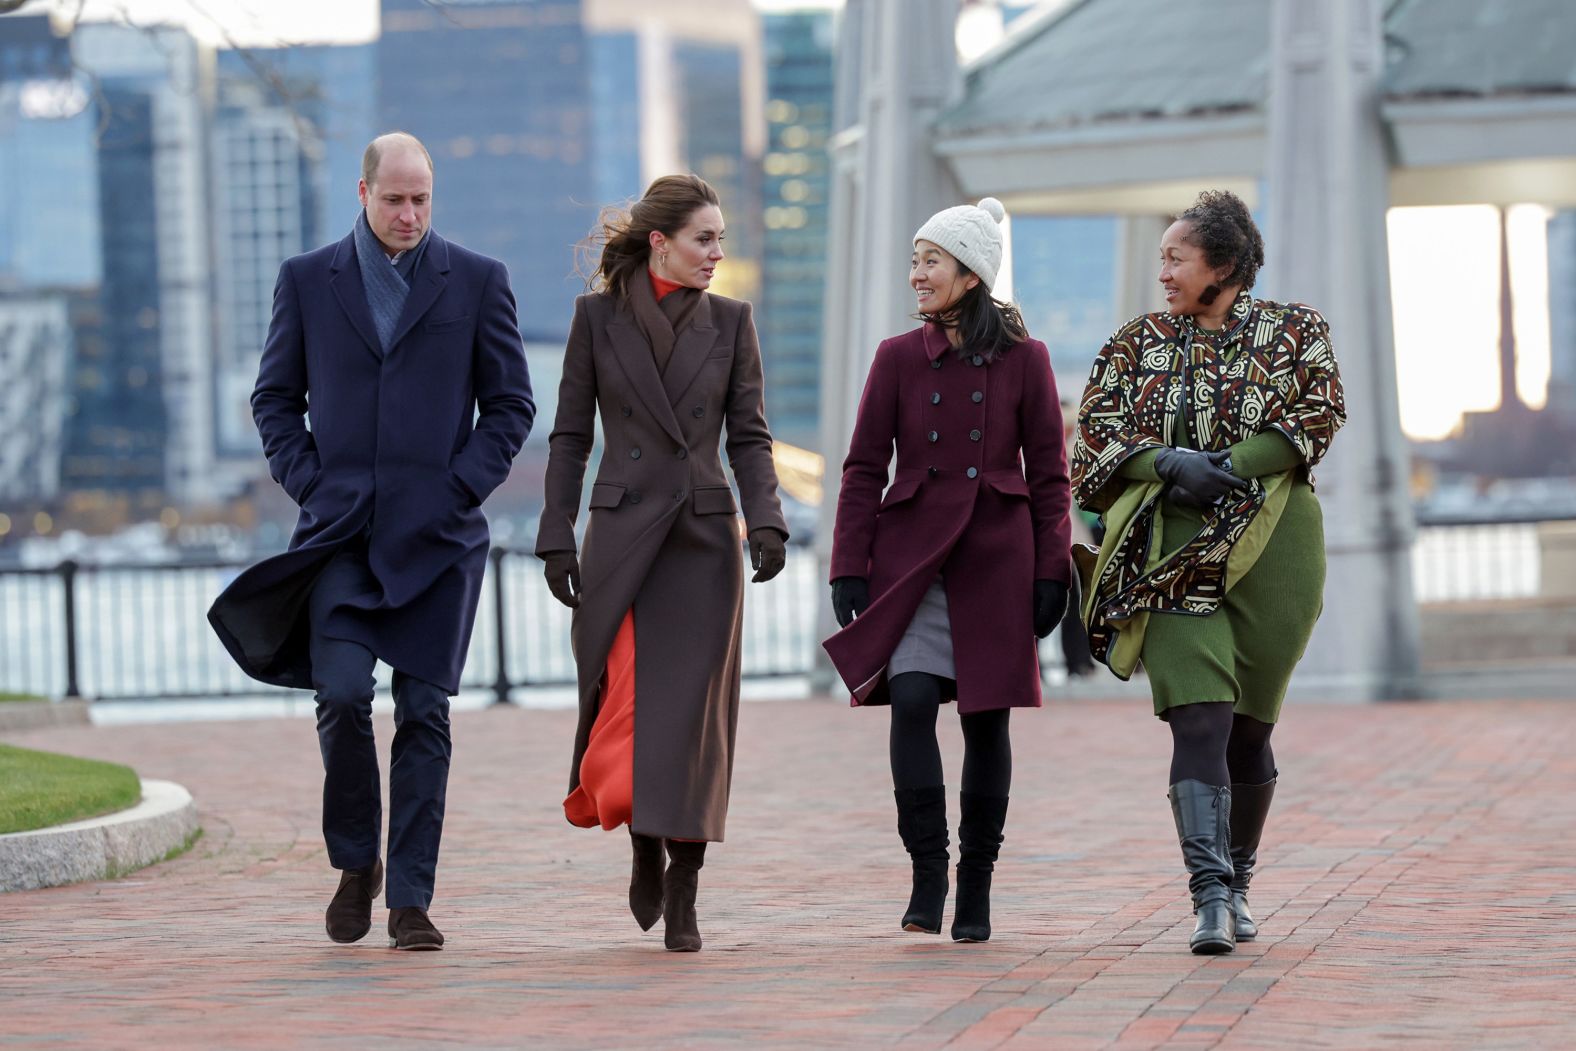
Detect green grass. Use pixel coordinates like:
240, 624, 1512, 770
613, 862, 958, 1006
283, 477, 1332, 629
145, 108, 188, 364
0, 743, 141, 835
0, 693, 47, 702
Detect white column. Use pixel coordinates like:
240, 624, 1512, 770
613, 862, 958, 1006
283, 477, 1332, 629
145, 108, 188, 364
1113, 214, 1169, 323
1263, 0, 1420, 699
811, 0, 964, 690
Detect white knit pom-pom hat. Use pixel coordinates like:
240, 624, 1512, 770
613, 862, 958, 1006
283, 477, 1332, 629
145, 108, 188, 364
914, 196, 1007, 292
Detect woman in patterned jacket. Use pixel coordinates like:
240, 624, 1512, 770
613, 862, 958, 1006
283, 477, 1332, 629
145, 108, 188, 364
1071, 190, 1345, 956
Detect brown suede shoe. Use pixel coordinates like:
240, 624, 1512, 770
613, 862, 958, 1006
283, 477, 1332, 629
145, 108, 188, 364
388, 907, 444, 951
324, 859, 383, 944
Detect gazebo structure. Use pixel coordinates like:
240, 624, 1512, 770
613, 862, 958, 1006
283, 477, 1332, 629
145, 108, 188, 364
818, 0, 1576, 700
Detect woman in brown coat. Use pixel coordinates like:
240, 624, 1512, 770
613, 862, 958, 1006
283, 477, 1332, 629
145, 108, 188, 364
535, 175, 789, 952
824, 198, 1073, 942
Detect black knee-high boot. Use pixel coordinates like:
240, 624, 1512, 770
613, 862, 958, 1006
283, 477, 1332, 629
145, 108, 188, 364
1229, 776, 1276, 940
1169, 780, 1236, 955
629, 830, 665, 931
951, 792, 1008, 942
661, 840, 706, 952
894, 785, 949, 934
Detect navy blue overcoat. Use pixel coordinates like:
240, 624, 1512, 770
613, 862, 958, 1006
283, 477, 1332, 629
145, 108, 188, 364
209, 229, 535, 694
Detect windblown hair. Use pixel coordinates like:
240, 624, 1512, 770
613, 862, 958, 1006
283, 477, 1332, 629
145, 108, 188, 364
917, 272, 1030, 362
1176, 189, 1265, 292
580, 174, 721, 301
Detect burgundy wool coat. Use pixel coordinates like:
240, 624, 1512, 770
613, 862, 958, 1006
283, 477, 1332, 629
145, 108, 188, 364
823, 323, 1073, 712
535, 290, 787, 842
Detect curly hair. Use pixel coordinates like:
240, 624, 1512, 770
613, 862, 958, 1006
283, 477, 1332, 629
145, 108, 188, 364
1177, 189, 1265, 292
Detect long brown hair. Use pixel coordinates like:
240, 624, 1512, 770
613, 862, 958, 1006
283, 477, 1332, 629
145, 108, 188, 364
580, 174, 721, 301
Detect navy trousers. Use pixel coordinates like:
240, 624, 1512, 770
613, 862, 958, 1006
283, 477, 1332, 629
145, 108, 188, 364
309, 544, 452, 910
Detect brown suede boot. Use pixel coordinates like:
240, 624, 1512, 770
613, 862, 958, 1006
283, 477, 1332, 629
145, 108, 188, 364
324, 859, 383, 944
630, 831, 665, 931
662, 840, 706, 952
388, 907, 444, 951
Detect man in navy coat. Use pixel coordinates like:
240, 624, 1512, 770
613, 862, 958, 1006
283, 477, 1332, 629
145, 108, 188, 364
209, 132, 535, 950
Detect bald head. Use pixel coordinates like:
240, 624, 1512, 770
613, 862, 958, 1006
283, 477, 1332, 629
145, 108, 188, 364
358, 132, 433, 256
362, 132, 432, 188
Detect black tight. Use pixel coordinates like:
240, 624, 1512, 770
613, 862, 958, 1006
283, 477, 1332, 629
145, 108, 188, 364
888, 672, 1012, 797
1226, 713, 1276, 785
1165, 702, 1277, 787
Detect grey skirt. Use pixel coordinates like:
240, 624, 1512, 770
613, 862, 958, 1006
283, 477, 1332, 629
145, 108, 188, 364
888, 576, 955, 680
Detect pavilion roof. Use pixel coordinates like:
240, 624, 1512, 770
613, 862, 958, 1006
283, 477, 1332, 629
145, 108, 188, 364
935, 0, 1576, 139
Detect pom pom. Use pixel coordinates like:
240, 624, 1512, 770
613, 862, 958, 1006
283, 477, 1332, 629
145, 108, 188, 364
977, 197, 1005, 223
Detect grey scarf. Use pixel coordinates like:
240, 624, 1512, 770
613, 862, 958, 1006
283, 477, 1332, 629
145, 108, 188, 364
354, 211, 428, 353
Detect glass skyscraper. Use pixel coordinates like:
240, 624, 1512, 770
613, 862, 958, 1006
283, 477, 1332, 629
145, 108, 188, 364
0, 16, 97, 290
759, 10, 835, 453
62, 85, 167, 496
68, 24, 217, 505
210, 45, 376, 488
219, 44, 377, 242
377, 0, 763, 345
379, 0, 596, 341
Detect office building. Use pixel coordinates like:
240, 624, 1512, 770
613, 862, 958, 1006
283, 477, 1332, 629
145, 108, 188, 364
759, 9, 835, 451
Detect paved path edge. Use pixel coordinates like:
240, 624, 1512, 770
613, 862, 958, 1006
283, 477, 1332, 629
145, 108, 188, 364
0, 700, 91, 733
0, 779, 200, 892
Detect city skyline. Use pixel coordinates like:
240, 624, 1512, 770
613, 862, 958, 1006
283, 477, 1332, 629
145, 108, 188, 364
1, 0, 1573, 539
9, 0, 846, 47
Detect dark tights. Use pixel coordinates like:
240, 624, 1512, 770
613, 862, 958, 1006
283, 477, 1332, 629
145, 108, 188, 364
1165, 701, 1277, 787
888, 672, 1012, 797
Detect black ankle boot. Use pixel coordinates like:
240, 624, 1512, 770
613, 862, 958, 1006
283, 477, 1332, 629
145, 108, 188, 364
1169, 780, 1236, 955
661, 840, 706, 952
951, 792, 1008, 943
1229, 776, 1276, 941
629, 830, 665, 932
893, 785, 949, 934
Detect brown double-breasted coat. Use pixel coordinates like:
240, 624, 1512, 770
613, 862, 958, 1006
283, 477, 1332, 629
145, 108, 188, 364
536, 289, 786, 842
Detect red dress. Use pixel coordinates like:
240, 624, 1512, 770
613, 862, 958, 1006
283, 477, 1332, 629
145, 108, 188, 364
562, 269, 687, 830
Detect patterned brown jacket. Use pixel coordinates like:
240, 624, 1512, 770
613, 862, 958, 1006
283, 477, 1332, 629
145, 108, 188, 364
1070, 291, 1346, 673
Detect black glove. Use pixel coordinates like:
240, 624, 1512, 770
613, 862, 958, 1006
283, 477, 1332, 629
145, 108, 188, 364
749, 528, 787, 583
1165, 483, 1213, 510
542, 550, 581, 609
1153, 448, 1243, 506
830, 576, 869, 628
1033, 579, 1069, 639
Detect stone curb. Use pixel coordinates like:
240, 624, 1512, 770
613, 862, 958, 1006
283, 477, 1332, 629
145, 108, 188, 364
0, 780, 199, 893
0, 700, 91, 733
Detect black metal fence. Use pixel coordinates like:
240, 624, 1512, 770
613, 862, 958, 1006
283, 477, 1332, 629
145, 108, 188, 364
2, 518, 1566, 703
0, 546, 821, 703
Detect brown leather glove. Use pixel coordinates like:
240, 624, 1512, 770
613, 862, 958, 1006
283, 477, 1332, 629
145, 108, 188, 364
542, 550, 581, 609
748, 528, 787, 583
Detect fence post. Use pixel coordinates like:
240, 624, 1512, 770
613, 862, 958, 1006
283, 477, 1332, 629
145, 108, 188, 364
489, 547, 512, 706
59, 559, 82, 700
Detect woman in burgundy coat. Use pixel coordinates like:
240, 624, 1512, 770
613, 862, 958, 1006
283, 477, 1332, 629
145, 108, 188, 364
824, 198, 1073, 942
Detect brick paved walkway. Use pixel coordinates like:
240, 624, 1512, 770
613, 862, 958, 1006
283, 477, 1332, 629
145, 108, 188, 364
3, 696, 1575, 1049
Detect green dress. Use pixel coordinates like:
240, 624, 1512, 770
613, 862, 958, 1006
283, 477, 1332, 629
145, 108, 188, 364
1121, 433, 1324, 722
1071, 292, 1346, 711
